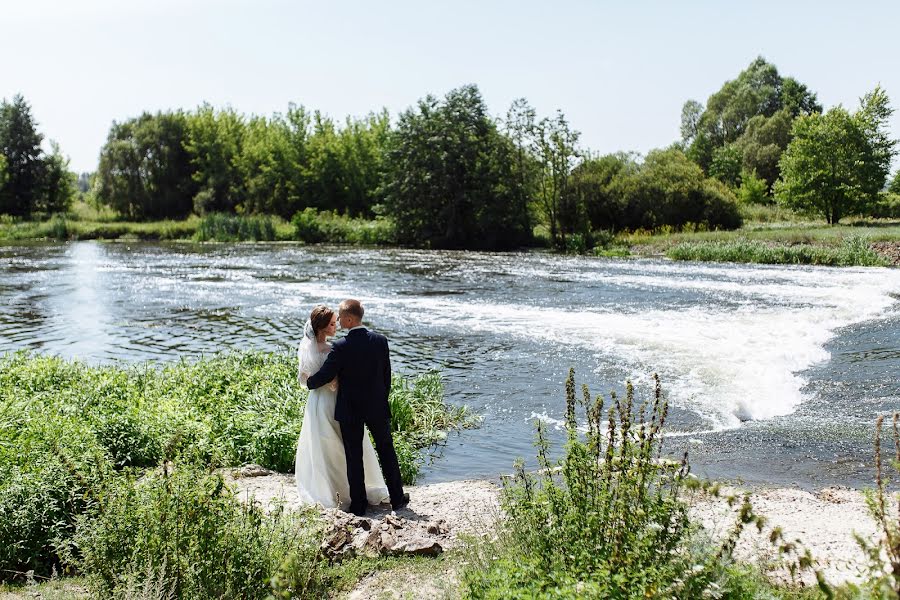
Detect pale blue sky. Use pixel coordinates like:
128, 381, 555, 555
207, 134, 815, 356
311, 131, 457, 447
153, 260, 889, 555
3, 0, 899, 174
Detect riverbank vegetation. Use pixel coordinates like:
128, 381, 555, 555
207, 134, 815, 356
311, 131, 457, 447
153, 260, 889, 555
3, 57, 897, 259
462, 370, 900, 599
0, 351, 475, 593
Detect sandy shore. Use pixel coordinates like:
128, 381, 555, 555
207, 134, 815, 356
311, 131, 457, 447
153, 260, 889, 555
228, 468, 886, 597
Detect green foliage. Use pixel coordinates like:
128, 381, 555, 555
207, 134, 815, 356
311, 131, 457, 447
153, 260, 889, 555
382, 85, 533, 249
96, 111, 197, 220
291, 207, 395, 245
35, 142, 75, 215
872, 193, 900, 219
0, 352, 468, 581
0, 95, 75, 217
854, 414, 900, 599
194, 212, 277, 242
684, 58, 820, 189
685, 57, 820, 170
609, 148, 742, 231
69, 465, 328, 599
776, 87, 897, 224
462, 371, 776, 599
709, 143, 743, 187
185, 104, 246, 215
568, 152, 635, 232
738, 169, 770, 205
0, 154, 8, 200
889, 170, 900, 195
667, 235, 886, 266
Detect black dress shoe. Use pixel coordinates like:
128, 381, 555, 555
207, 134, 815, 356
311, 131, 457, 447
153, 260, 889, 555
392, 492, 410, 511
348, 503, 367, 517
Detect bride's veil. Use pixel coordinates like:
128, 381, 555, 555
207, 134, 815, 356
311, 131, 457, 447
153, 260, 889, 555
297, 319, 319, 383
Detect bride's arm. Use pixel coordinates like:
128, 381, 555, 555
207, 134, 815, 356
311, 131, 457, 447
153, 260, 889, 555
327, 378, 338, 392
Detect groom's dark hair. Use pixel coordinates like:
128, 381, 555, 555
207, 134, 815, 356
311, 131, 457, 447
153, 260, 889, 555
339, 299, 364, 321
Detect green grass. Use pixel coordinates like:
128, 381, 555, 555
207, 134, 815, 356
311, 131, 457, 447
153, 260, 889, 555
0, 351, 475, 584
194, 212, 280, 242
291, 207, 395, 245
666, 235, 888, 266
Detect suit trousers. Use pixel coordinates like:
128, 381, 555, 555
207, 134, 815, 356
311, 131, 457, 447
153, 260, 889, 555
340, 417, 405, 509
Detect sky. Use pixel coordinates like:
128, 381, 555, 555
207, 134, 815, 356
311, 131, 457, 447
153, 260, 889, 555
3, 0, 899, 174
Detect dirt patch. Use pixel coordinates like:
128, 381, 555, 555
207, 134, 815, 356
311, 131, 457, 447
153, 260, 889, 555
872, 241, 900, 265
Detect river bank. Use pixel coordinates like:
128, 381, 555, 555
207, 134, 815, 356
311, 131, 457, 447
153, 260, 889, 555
3, 208, 900, 267
224, 472, 882, 598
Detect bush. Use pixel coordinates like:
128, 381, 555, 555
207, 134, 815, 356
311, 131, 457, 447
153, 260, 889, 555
462, 370, 809, 599
194, 212, 276, 241
871, 193, 900, 219
291, 207, 395, 245
69, 465, 328, 599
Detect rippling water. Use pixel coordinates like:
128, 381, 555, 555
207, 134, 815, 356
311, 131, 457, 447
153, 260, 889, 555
2, 241, 899, 487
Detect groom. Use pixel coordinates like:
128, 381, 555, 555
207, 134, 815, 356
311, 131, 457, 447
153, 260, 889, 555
306, 299, 408, 516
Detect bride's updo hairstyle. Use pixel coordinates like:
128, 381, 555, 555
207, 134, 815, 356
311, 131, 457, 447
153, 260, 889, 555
309, 305, 335, 338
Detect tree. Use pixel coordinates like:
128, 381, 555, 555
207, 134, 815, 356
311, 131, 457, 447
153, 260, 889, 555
533, 111, 581, 248
890, 169, 900, 195
680, 99, 704, 146
0, 95, 45, 216
382, 84, 531, 249
36, 141, 75, 214
567, 152, 635, 232
737, 169, 769, 205
96, 111, 197, 219
708, 144, 742, 188
776, 86, 897, 224
735, 108, 793, 190
609, 148, 742, 231
0, 154, 7, 195
185, 105, 245, 215
686, 58, 820, 173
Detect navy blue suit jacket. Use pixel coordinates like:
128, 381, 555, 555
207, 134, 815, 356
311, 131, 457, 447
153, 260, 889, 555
307, 328, 392, 423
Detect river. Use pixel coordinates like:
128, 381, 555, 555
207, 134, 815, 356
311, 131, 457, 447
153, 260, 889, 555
2, 241, 898, 488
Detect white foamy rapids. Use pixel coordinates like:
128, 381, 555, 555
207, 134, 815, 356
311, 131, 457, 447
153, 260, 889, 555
278, 264, 900, 431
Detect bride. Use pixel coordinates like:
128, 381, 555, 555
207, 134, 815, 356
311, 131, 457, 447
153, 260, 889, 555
295, 304, 390, 509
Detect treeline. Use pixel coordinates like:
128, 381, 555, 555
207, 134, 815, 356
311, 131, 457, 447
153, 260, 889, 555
86, 86, 744, 249
2, 56, 898, 250
681, 57, 898, 224
0, 95, 75, 217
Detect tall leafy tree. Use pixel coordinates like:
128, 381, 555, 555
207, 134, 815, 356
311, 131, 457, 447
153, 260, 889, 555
0, 95, 45, 216
35, 141, 75, 214
96, 111, 197, 219
237, 114, 293, 216
382, 84, 531, 249
776, 86, 897, 224
185, 105, 245, 214
533, 111, 581, 248
684, 57, 821, 185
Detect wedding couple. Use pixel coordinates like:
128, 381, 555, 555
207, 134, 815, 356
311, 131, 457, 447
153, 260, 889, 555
295, 299, 409, 516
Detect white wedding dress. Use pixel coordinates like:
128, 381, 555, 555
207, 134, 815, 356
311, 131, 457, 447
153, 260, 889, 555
295, 324, 390, 510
